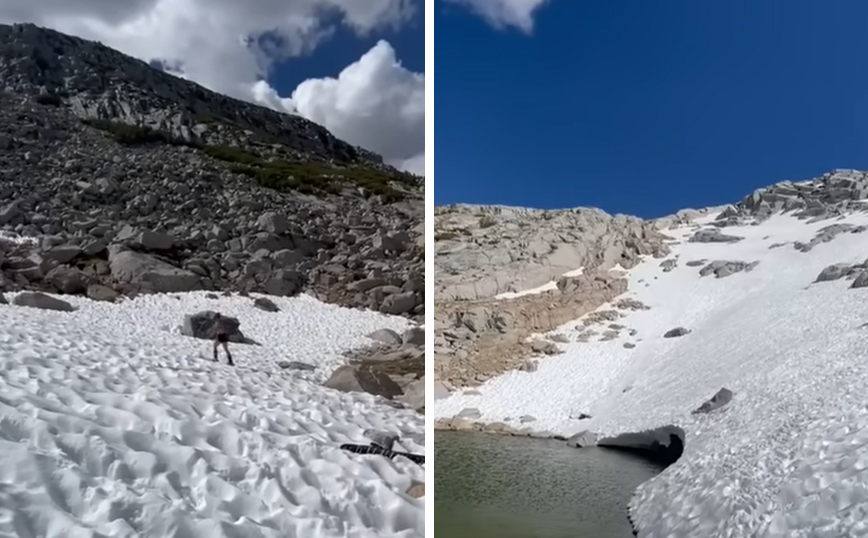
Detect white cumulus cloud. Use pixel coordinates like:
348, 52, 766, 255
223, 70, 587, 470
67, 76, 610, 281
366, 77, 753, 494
444, 0, 550, 33
253, 40, 424, 175
0, 0, 425, 174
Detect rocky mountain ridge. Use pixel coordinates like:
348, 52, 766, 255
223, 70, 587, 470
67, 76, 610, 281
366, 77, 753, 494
0, 23, 424, 321
434, 168, 868, 390
0, 23, 384, 167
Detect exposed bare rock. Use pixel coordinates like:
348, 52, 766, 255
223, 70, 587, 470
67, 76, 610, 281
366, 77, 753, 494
660, 258, 678, 272
11, 291, 75, 312
688, 228, 744, 244
614, 298, 650, 311
434, 204, 669, 302
795, 224, 865, 253
692, 388, 734, 414
0, 23, 423, 320
323, 365, 403, 400
698, 260, 760, 279
519, 359, 539, 372
664, 327, 691, 338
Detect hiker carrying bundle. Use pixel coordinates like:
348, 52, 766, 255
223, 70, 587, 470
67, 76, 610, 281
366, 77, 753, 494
210, 313, 234, 366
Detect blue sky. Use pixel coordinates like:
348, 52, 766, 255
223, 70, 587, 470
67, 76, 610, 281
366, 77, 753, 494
268, 15, 425, 96
435, 0, 868, 218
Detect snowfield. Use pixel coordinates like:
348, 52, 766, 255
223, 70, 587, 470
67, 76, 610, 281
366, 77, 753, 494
0, 291, 425, 538
433, 211, 868, 537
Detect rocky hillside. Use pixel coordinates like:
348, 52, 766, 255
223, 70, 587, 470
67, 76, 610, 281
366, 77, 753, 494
433, 169, 868, 388
0, 23, 424, 320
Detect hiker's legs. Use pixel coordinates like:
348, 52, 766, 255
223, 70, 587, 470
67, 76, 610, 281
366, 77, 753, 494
221, 342, 233, 365
212, 339, 219, 361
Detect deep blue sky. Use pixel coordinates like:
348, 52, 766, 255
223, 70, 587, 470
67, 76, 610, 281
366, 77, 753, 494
435, 0, 868, 218
269, 9, 425, 95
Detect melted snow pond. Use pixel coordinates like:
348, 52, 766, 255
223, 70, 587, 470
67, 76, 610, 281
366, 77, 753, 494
435, 432, 665, 537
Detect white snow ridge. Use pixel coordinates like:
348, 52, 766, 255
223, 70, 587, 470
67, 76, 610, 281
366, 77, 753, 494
0, 291, 424, 538
433, 198, 868, 536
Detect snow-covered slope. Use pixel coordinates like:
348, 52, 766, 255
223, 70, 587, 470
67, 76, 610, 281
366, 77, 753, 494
433, 210, 868, 537
0, 291, 424, 538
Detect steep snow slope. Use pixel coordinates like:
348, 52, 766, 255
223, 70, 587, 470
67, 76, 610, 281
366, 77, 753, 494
0, 291, 424, 538
433, 211, 868, 537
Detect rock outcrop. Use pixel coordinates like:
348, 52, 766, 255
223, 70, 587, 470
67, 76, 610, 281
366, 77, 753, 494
0, 23, 424, 320
326, 326, 426, 413
715, 169, 868, 226
434, 205, 669, 302
434, 270, 628, 387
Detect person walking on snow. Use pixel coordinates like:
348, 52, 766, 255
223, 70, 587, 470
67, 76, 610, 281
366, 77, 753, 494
211, 313, 234, 366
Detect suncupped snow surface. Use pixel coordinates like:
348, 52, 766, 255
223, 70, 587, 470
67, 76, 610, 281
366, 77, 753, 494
0, 291, 424, 538
433, 211, 868, 537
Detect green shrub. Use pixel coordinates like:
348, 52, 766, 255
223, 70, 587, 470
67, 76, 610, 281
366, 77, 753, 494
81, 119, 173, 146
201, 145, 261, 166
205, 144, 410, 201
81, 120, 419, 201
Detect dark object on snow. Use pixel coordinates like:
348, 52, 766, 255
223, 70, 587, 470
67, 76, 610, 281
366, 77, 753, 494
324, 364, 403, 399
12, 292, 76, 312
253, 297, 280, 312
663, 327, 691, 338
692, 387, 734, 414
211, 312, 234, 365
278, 361, 316, 371
340, 443, 425, 465
181, 310, 257, 344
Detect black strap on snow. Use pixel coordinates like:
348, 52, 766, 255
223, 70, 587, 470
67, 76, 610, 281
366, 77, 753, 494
340, 443, 425, 465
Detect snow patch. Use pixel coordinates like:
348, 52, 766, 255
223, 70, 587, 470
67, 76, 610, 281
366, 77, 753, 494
434, 212, 868, 537
0, 291, 424, 537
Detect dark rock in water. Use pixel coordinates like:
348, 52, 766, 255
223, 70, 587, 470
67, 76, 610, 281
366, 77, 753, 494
181, 311, 256, 344
663, 327, 691, 338
566, 430, 598, 448
0, 293, 6, 304
692, 387, 734, 414
597, 425, 685, 466
12, 292, 76, 312
253, 297, 280, 312
278, 361, 316, 371
323, 364, 403, 399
